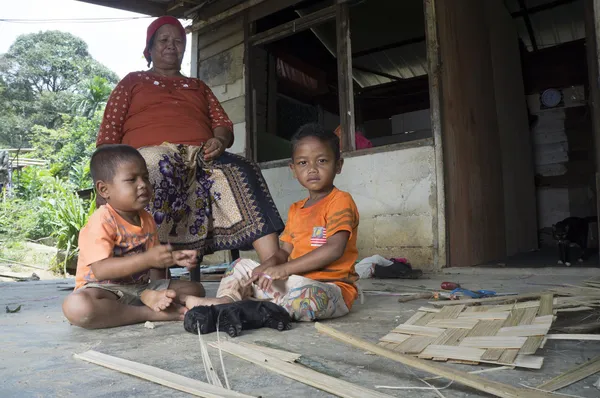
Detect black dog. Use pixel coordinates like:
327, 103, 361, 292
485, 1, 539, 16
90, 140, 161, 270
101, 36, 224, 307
184, 300, 292, 337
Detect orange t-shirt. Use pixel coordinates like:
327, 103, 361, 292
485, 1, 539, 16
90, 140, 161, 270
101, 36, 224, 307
96, 71, 234, 149
74, 204, 158, 290
280, 188, 359, 309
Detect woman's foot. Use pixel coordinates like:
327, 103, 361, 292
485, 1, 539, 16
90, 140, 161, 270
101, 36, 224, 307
185, 296, 233, 310
141, 289, 177, 312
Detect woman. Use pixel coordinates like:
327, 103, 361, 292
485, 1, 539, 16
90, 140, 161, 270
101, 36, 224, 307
97, 16, 284, 268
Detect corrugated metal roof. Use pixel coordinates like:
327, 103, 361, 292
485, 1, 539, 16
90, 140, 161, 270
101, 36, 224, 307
505, 0, 585, 51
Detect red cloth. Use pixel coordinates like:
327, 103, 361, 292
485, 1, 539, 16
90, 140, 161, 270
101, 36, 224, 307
334, 125, 373, 150
144, 16, 186, 64
97, 71, 234, 149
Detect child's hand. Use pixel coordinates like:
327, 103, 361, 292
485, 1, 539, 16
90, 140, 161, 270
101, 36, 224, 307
252, 266, 289, 291
173, 250, 198, 270
145, 244, 174, 268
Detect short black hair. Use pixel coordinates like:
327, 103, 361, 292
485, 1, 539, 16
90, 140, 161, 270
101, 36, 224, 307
291, 123, 340, 161
90, 144, 145, 183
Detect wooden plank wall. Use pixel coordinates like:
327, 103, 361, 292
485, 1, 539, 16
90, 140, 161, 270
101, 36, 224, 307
436, 0, 506, 266
484, 0, 538, 255
197, 17, 247, 155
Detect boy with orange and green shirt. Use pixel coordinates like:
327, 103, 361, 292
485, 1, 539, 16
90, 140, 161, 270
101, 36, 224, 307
186, 124, 359, 320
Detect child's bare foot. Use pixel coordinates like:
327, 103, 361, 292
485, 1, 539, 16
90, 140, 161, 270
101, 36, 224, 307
185, 296, 233, 310
141, 289, 177, 312
150, 303, 187, 322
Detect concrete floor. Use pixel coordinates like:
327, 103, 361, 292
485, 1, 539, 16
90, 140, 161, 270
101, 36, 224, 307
2, 268, 600, 398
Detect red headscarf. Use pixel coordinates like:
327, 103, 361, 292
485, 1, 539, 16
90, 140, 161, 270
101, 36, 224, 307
143, 16, 186, 66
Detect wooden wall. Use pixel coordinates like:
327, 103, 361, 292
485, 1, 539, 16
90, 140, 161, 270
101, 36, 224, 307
437, 0, 506, 266
485, 0, 538, 256
197, 17, 247, 155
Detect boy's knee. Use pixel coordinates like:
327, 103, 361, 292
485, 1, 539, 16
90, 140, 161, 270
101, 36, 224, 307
62, 293, 97, 329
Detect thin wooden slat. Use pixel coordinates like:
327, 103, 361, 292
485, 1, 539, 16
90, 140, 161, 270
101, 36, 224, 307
402, 311, 426, 325
395, 336, 435, 354
315, 322, 553, 398
519, 336, 544, 355
458, 312, 510, 320
413, 312, 436, 326
215, 341, 395, 398
432, 304, 465, 319
532, 315, 554, 326
426, 318, 479, 329
423, 329, 469, 360
73, 350, 254, 398
419, 345, 485, 362
537, 354, 600, 392
392, 324, 445, 337
537, 294, 554, 316
497, 325, 550, 337
546, 334, 600, 341
467, 320, 504, 337
481, 349, 504, 361
429, 292, 549, 307
463, 301, 541, 312
234, 342, 301, 363
417, 307, 441, 313
519, 307, 538, 325
498, 349, 519, 365
380, 333, 411, 344
460, 337, 527, 349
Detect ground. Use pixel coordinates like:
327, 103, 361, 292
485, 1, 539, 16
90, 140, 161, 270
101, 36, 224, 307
1, 267, 600, 398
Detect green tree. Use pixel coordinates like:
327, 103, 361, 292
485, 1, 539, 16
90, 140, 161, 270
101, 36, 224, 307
0, 31, 118, 147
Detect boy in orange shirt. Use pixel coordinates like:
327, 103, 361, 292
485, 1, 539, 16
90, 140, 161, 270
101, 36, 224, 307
187, 124, 359, 321
62, 144, 205, 329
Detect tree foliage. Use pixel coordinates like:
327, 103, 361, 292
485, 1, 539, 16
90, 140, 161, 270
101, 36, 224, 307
0, 30, 118, 147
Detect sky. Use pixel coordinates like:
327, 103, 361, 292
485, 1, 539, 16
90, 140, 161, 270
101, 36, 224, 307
0, 0, 192, 79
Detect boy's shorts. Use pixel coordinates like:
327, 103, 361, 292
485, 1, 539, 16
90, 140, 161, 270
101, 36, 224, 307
80, 280, 170, 306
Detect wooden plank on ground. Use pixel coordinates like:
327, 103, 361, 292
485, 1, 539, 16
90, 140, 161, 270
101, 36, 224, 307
315, 323, 553, 398
73, 350, 254, 398
467, 320, 504, 337
429, 292, 549, 307
213, 341, 394, 398
419, 345, 485, 362
519, 336, 544, 355
423, 328, 469, 360
545, 334, 600, 341
460, 337, 527, 349
537, 354, 600, 392
235, 342, 301, 363
463, 301, 541, 312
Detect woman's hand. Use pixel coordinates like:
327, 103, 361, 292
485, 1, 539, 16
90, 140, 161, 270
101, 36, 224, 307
173, 250, 198, 270
203, 137, 227, 160
245, 265, 289, 291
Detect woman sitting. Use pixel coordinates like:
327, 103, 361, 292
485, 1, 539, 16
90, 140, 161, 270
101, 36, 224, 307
96, 16, 285, 276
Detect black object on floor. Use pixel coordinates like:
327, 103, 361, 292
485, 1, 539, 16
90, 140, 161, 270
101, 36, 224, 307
373, 260, 423, 279
184, 300, 292, 337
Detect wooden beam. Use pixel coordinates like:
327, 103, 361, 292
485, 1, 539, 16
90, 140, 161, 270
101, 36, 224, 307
249, 5, 335, 46
336, 0, 355, 152
352, 65, 401, 81
243, 12, 256, 161
315, 323, 553, 398
586, 0, 600, 266
76, 0, 167, 16
517, 0, 538, 51
424, 0, 446, 269
352, 36, 426, 58
187, 0, 267, 33
73, 350, 254, 398
511, 0, 580, 17
537, 354, 600, 392
213, 341, 395, 398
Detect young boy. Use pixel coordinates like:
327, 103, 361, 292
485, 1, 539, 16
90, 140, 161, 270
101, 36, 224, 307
62, 144, 205, 329
187, 124, 359, 321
